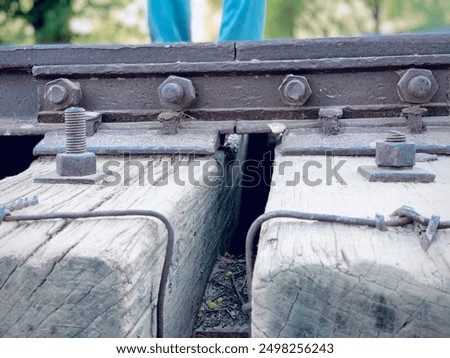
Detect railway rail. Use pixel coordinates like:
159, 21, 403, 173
1, 33, 449, 338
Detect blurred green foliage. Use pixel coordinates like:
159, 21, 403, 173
0, 0, 449, 45
0, 0, 148, 45
264, 0, 450, 39
265, 0, 305, 38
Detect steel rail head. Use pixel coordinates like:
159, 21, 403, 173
2, 209, 174, 338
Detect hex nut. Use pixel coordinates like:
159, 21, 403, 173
279, 75, 312, 106
397, 69, 438, 104
44, 78, 82, 110
157, 76, 196, 110
56, 152, 97, 177
375, 141, 415, 168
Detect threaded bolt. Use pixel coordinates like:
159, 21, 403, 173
386, 130, 406, 143
376, 131, 415, 168
65, 107, 87, 154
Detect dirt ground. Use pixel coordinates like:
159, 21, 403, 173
193, 253, 249, 337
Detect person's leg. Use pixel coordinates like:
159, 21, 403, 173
148, 0, 191, 43
218, 0, 266, 41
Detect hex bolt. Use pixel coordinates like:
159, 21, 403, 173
407, 76, 432, 99
43, 78, 82, 110
65, 107, 87, 154
161, 83, 185, 103
56, 107, 97, 177
284, 80, 306, 101
46, 84, 69, 105
157, 76, 196, 111
397, 69, 438, 104
358, 131, 435, 183
279, 75, 312, 106
385, 130, 406, 143
375, 131, 415, 168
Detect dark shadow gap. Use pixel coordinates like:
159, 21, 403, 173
0, 136, 43, 181
227, 133, 276, 255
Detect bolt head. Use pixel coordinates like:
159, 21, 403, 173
397, 69, 438, 104
56, 152, 97, 177
161, 83, 184, 103
157, 76, 196, 110
279, 75, 312, 106
375, 141, 415, 168
284, 80, 306, 100
46, 84, 68, 104
407, 76, 432, 98
44, 78, 82, 110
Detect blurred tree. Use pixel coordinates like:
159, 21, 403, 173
266, 0, 450, 39
0, 0, 148, 45
265, 0, 304, 38
264, 0, 375, 38
381, 0, 450, 32
364, 0, 381, 33
0, 0, 74, 44
1, 0, 450, 45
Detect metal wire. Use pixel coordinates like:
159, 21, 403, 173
3, 209, 174, 338
245, 208, 450, 306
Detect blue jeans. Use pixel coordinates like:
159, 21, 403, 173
148, 0, 266, 42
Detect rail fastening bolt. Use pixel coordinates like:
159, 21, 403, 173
43, 78, 82, 110
46, 84, 69, 105
279, 75, 312, 106
407, 76, 432, 99
375, 130, 415, 168
65, 107, 87, 154
385, 130, 406, 143
397, 69, 438, 104
56, 107, 97, 177
284, 80, 306, 101
161, 83, 185, 103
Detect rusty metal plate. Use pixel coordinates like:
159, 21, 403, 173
280, 127, 450, 156
0, 120, 235, 137
34, 171, 106, 185
357, 165, 436, 183
34, 129, 220, 156
34, 67, 449, 122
